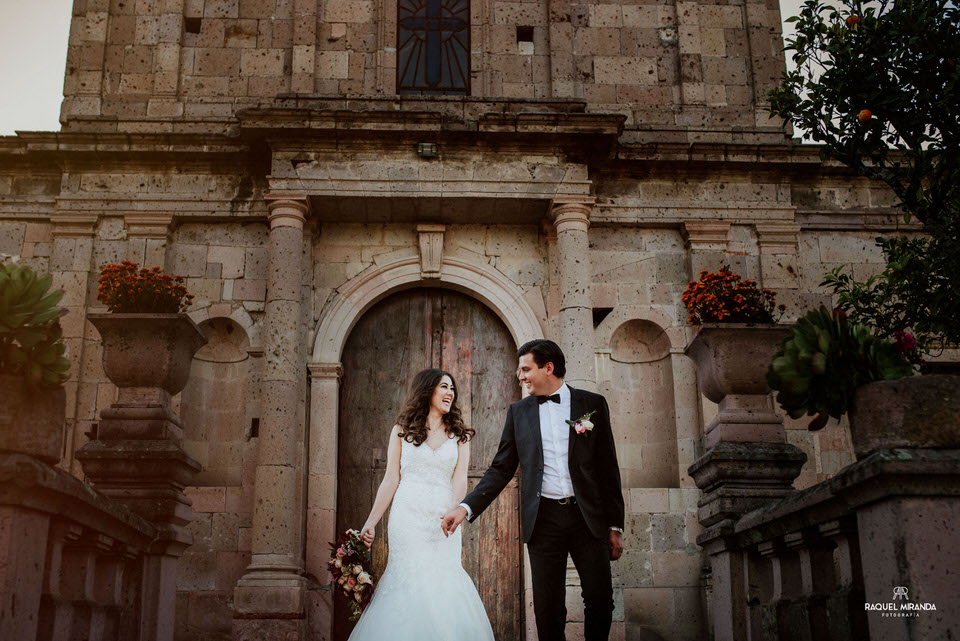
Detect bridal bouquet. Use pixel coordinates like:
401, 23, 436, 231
328, 528, 375, 621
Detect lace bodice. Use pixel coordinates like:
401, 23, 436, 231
398, 436, 458, 487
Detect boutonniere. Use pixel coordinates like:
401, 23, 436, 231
566, 410, 597, 435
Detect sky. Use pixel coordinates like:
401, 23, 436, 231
0, 1, 805, 136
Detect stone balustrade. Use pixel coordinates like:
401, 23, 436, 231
701, 448, 960, 641
0, 452, 157, 641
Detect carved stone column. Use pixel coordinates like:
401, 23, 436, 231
549, 198, 596, 390
234, 195, 309, 639
305, 362, 344, 638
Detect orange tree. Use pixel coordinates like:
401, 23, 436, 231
768, 0, 960, 355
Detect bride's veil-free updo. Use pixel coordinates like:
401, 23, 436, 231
395, 368, 475, 446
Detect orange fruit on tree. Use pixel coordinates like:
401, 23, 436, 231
846, 15, 859, 27
858, 109, 872, 122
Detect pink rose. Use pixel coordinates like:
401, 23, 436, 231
894, 330, 917, 352
347, 577, 357, 588
574, 422, 586, 434
336, 547, 346, 558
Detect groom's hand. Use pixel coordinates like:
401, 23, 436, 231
441, 506, 467, 536
608, 530, 623, 561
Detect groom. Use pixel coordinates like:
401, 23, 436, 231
442, 339, 624, 641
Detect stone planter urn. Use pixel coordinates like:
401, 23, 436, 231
849, 374, 960, 459
86, 313, 207, 441
684, 323, 790, 448
0, 374, 65, 464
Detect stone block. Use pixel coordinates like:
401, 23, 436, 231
574, 28, 621, 56
168, 243, 208, 278
630, 488, 669, 514
216, 550, 252, 590
494, 2, 547, 26
230, 278, 266, 301
186, 590, 234, 632
226, 20, 260, 47
817, 233, 885, 264
240, 48, 285, 76
652, 550, 703, 587
623, 587, 675, 628
193, 48, 241, 76
324, 0, 372, 23
621, 6, 659, 28
208, 245, 246, 278
594, 56, 658, 85
0, 223, 26, 256
316, 50, 349, 79
205, 0, 240, 18
186, 486, 226, 512
178, 549, 217, 590
212, 511, 241, 550
590, 5, 622, 28
650, 513, 687, 552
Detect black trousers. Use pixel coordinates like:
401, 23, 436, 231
527, 498, 614, 641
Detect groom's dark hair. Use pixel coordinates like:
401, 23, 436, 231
517, 339, 566, 378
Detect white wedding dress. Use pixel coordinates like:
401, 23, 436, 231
348, 435, 495, 641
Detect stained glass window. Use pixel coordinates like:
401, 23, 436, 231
397, 0, 470, 94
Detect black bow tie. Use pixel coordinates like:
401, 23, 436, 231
537, 394, 561, 405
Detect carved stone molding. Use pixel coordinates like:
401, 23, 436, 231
124, 213, 174, 240
417, 224, 445, 279
265, 194, 309, 229
307, 362, 344, 381
755, 222, 802, 255
50, 214, 98, 238
683, 221, 732, 252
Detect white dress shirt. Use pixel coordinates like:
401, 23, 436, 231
460, 383, 574, 519
538, 382, 575, 499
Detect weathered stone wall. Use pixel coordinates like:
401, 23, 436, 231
0, 145, 912, 640
61, 0, 786, 132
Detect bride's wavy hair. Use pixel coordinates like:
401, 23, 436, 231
395, 369, 475, 446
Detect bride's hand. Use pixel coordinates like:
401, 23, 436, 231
360, 525, 375, 547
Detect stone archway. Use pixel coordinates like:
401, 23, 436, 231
304, 251, 543, 638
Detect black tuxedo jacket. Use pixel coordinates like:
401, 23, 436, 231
463, 386, 625, 543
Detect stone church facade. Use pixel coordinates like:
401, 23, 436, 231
0, 0, 912, 639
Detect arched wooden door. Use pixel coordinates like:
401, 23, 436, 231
335, 288, 523, 641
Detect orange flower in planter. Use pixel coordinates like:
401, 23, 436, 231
97, 261, 194, 313
682, 266, 786, 326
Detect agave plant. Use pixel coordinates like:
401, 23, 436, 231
0, 263, 70, 387
767, 305, 914, 430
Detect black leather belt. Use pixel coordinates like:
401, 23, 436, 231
543, 496, 577, 505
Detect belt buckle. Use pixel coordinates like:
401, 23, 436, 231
557, 496, 573, 505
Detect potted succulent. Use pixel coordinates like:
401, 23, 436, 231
87, 261, 205, 440
0, 262, 71, 463
682, 267, 789, 446
767, 306, 958, 458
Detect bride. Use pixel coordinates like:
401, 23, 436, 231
349, 368, 495, 641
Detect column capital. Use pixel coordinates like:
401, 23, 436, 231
682, 221, 731, 251
549, 197, 594, 232
265, 194, 310, 229
124, 213, 174, 240
308, 362, 344, 381
755, 222, 801, 255
51, 214, 99, 238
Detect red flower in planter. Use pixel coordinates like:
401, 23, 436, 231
97, 261, 194, 313
682, 266, 786, 326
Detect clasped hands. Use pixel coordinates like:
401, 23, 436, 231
439, 505, 623, 560
440, 505, 468, 537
